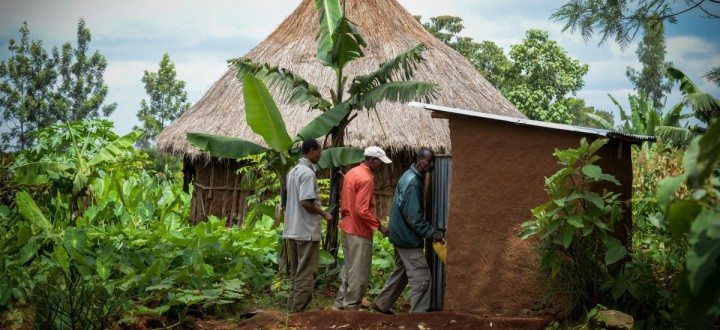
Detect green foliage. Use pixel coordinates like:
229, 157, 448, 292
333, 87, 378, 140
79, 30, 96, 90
314, 0, 344, 66
658, 117, 720, 328
415, 15, 509, 89
519, 138, 626, 316
418, 17, 590, 124
188, 74, 363, 187
134, 53, 190, 148
52, 19, 117, 123
228, 58, 330, 110
0, 19, 116, 152
610, 92, 694, 147
186, 133, 268, 160
551, 0, 719, 48
667, 66, 720, 125
368, 230, 395, 295
1, 120, 285, 325
625, 16, 673, 109
0, 22, 57, 151
242, 75, 294, 153
202, 0, 437, 256
706, 66, 720, 87
566, 97, 615, 128
237, 153, 283, 227
503, 30, 589, 123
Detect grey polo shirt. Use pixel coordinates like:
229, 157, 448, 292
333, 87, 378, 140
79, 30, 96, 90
283, 157, 322, 241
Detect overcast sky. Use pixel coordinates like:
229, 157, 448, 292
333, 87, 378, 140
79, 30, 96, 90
1, 0, 719, 135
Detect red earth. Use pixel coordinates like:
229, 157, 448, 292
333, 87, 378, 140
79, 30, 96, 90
228, 309, 552, 329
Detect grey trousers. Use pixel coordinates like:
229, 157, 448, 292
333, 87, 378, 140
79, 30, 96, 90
334, 232, 373, 309
372, 246, 431, 313
287, 239, 319, 313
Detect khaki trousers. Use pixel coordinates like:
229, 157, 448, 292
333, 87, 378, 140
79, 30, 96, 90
334, 232, 373, 309
372, 246, 431, 313
287, 239, 319, 313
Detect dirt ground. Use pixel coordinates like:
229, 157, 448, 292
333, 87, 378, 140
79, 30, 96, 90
223, 309, 552, 329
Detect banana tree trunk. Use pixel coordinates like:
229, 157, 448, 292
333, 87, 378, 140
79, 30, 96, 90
323, 128, 345, 258
324, 167, 342, 258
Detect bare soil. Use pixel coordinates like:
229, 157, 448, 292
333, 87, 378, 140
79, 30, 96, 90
233, 309, 552, 329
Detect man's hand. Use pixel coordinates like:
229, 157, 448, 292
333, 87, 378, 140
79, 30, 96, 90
322, 212, 332, 221
432, 230, 444, 242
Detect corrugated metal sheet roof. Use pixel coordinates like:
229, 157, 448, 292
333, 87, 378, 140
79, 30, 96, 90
411, 102, 656, 144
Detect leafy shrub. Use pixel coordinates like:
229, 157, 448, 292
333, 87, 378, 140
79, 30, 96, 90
519, 138, 626, 316
658, 118, 720, 328
1, 120, 284, 327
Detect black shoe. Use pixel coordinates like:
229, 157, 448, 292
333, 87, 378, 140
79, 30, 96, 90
369, 302, 393, 315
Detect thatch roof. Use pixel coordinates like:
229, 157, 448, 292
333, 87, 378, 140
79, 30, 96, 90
156, 0, 524, 159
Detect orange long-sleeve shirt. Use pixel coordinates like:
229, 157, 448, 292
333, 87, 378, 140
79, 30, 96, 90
338, 163, 380, 239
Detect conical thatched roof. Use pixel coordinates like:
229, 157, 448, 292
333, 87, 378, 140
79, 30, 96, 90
156, 0, 524, 159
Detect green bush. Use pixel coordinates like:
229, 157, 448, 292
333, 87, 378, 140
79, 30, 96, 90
519, 138, 626, 317
0, 120, 283, 327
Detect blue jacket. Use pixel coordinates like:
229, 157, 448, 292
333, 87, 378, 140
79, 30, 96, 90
388, 165, 435, 248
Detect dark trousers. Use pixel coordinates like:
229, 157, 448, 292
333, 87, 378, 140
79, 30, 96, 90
287, 239, 319, 313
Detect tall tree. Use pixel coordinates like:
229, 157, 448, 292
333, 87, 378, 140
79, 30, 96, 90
706, 66, 720, 87
416, 15, 508, 88
626, 16, 673, 108
502, 29, 589, 123
417, 17, 589, 123
52, 19, 116, 123
472, 41, 510, 89
134, 53, 190, 148
0, 22, 57, 151
551, 0, 719, 48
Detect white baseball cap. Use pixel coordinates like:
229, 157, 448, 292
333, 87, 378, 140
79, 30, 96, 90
364, 146, 392, 164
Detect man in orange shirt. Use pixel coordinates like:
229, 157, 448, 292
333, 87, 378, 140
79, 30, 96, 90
333, 146, 391, 310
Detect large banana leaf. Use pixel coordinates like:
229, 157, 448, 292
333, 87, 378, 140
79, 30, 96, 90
317, 147, 364, 169
88, 130, 143, 166
229, 58, 330, 110
655, 126, 694, 147
243, 74, 293, 152
667, 66, 720, 124
349, 43, 426, 95
645, 108, 659, 136
684, 118, 720, 188
585, 112, 614, 129
351, 81, 437, 110
661, 102, 690, 127
609, 94, 628, 122
14, 161, 72, 185
294, 103, 351, 142
314, 0, 343, 65
187, 133, 268, 159
329, 17, 366, 71
16, 191, 52, 231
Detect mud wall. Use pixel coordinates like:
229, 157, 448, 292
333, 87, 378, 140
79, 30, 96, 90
443, 116, 633, 316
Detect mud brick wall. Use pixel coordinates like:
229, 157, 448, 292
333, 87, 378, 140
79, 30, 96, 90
443, 116, 632, 316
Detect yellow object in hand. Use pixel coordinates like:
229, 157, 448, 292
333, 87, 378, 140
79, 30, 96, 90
433, 241, 447, 265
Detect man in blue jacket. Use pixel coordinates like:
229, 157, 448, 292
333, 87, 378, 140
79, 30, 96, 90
371, 147, 444, 314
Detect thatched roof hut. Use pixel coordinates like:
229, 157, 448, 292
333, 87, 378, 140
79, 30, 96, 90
156, 0, 523, 223
156, 0, 522, 157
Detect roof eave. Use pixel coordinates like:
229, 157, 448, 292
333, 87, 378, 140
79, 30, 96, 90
412, 102, 656, 145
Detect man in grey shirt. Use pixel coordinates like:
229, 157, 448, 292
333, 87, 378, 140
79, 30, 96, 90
284, 138, 332, 313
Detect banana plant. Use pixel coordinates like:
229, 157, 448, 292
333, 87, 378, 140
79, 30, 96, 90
607, 92, 694, 147
187, 74, 365, 193
217, 0, 437, 255
12, 120, 143, 223
667, 66, 720, 125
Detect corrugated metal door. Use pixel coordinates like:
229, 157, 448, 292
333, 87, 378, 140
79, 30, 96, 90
429, 155, 451, 310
